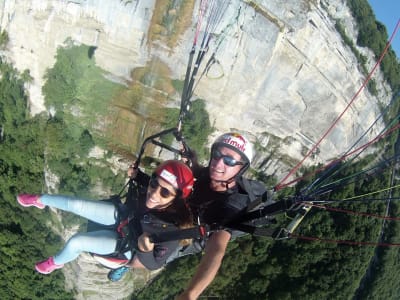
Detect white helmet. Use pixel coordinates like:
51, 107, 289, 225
211, 132, 253, 168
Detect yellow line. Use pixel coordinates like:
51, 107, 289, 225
342, 183, 400, 201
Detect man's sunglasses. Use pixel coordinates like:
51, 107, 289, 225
149, 177, 176, 198
211, 149, 244, 167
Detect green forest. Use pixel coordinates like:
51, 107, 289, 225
0, 58, 73, 299
1, 0, 400, 299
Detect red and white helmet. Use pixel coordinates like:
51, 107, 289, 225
211, 132, 253, 165
155, 160, 194, 199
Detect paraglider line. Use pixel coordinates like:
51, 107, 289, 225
275, 19, 400, 191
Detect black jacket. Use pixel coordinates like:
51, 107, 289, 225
189, 167, 266, 236
125, 170, 182, 270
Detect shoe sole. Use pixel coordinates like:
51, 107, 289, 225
35, 264, 64, 274
35, 265, 52, 274
17, 196, 45, 209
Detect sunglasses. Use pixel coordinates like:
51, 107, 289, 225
149, 177, 176, 198
211, 149, 244, 167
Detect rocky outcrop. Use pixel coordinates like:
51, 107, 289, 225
63, 253, 138, 300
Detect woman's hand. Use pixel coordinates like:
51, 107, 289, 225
137, 232, 154, 252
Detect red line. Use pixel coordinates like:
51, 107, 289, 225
194, 0, 208, 45
277, 122, 400, 188
310, 203, 400, 221
290, 234, 400, 247
275, 19, 400, 191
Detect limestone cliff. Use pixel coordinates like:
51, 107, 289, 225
0, 0, 393, 298
0, 0, 392, 175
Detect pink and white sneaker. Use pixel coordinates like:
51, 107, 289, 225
35, 257, 64, 274
17, 194, 45, 209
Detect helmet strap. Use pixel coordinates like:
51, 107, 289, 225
209, 172, 239, 191
207, 155, 249, 191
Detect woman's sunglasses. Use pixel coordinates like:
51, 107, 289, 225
211, 149, 244, 167
149, 177, 176, 198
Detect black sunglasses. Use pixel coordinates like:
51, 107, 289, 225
211, 149, 244, 167
149, 177, 176, 198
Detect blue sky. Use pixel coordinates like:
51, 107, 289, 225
368, 0, 400, 58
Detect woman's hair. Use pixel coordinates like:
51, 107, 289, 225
152, 196, 194, 246
151, 160, 195, 246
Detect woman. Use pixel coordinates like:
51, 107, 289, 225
17, 160, 194, 278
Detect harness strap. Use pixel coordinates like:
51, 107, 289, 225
240, 177, 256, 202
149, 199, 292, 243
232, 199, 292, 224
117, 219, 130, 237
226, 223, 278, 238
149, 225, 209, 243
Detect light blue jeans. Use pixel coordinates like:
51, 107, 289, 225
40, 195, 132, 265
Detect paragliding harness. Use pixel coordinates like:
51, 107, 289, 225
88, 182, 141, 269
109, 133, 313, 256
151, 178, 313, 263
154, 197, 313, 266
89, 128, 194, 269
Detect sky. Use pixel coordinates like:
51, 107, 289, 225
367, 0, 400, 58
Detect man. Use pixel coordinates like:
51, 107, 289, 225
178, 132, 266, 299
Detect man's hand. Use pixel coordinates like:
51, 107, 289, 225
177, 230, 231, 299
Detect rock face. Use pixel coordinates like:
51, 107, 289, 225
0, 0, 392, 163
0, 0, 391, 177
62, 253, 144, 300
0, 0, 154, 114
0, 0, 393, 297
